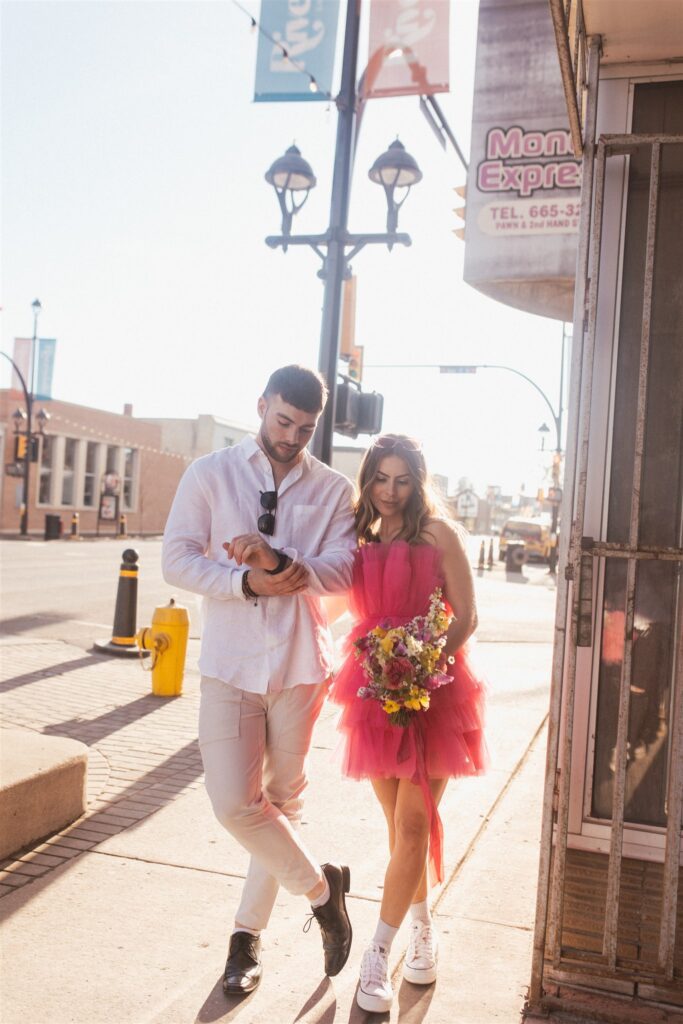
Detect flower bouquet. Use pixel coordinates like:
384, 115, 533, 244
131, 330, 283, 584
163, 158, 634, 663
354, 588, 454, 727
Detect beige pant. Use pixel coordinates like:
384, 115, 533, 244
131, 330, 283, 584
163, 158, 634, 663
198, 676, 328, 931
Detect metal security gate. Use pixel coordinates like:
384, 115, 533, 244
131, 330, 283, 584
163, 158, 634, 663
529, 121, 683, 1014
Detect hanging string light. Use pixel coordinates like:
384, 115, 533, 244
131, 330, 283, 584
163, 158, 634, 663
43, 413, 194, 463
232, 0, 334, 102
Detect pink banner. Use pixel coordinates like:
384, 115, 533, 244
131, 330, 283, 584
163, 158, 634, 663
365, 0, 450, 99
11, 338, 31, 392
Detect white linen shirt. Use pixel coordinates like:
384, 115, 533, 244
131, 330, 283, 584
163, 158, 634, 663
162, 436, 356, 693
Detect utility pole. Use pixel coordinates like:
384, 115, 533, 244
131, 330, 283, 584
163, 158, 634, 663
312, 0, 361, 464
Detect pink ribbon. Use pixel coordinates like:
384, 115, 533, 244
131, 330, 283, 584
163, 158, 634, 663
410, 715, 444, 884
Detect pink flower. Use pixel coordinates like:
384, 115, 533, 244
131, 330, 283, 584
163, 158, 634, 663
384, 657, 414, 690
424, 671, 451, 691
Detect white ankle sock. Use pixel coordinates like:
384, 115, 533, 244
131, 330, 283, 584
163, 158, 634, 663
310, 875, 331, 908
410, 899, 432, 925
373, 918, 399, 952
232, 926, 260, 938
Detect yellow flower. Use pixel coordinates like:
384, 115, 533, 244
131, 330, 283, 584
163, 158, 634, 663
380, 634, 395, 654
404, 698, 423, 711
371, 627, 387, 639
383, 699, 400, 714
419, 693, 430, 709
420, 648, 439, 672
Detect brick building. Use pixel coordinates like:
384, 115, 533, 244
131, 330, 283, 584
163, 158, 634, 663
0, 391, 255, 537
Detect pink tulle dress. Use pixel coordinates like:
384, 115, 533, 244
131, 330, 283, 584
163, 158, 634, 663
329, 541, 488, 881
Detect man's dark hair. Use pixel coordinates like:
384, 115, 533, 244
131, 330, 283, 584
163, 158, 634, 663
263, 365, 328, 413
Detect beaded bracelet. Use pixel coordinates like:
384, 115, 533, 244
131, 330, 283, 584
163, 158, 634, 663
241, 570, 259, 605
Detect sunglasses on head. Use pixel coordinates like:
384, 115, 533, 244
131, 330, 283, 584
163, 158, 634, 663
372, 435, 423, 453
258, 490, 277, 536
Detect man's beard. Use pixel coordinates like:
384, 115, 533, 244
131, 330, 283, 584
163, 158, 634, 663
260, 426, 300, 464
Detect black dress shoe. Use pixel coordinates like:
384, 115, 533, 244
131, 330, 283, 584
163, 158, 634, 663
223, 931, 262, 995
310, 863, 352, 977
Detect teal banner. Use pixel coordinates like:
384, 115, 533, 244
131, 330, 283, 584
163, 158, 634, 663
35, 338, 56, 400
254, 0, 339, 102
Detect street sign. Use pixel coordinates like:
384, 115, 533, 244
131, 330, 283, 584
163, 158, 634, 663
4, 462, 24, 478
548, 486, 563, 504
102, 472, 121, 495
456, 490, 479, 517
99, 494, 117, 521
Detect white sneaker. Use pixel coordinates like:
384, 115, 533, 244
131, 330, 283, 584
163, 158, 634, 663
357, 942, 393, 1013
402, 920, 438, 985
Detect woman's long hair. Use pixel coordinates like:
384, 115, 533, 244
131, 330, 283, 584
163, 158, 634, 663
354, 434, 452, 544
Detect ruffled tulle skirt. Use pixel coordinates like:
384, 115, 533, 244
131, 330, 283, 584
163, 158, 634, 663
329, 622, 489, 783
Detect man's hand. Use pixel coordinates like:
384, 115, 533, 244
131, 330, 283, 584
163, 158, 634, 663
248, 561, 309, 596
224, 535, 279, 571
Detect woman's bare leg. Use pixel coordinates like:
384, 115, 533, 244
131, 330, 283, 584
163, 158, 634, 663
371, 777, 399, 853
370, 778, 447, 927
410, 779, 448, 904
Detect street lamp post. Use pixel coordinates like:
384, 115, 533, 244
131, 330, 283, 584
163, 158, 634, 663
22, 298, 42, 534
0, 299, 50, 535
366, 329, 569, 573
439, 354, 566, 573
263, 1, 422, 465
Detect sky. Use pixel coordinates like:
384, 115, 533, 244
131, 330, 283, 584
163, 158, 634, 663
1, 0, 569, 496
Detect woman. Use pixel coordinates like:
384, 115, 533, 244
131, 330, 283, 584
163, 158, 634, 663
329, 434, 488, 1013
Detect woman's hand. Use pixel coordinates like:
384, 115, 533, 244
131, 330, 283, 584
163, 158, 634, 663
248, 562, 310, 596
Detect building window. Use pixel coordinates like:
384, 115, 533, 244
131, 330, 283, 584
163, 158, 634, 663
83, 441, 97, 507
105, 445, 118, 474
122, 447, 136, 509
38, 436, 54, 505
224, 435, 234, 448
61, 438, 77, 505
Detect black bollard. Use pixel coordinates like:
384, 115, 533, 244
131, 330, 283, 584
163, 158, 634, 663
478, 540, 485, 571
95, 549, 149, 658
487, 538, 494, 570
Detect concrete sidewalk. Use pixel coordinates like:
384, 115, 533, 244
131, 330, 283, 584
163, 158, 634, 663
0, 629, 551, 1023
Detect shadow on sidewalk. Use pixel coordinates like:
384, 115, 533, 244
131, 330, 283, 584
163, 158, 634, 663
0, 738, 203, 920
0, 612, 72, 636
395, 978, 436, 1022
0, 653, 104, 693
293, 978, 336, 1023
42, 693, 176, 747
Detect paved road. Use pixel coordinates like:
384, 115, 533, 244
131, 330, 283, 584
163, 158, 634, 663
0, 533, 557, 650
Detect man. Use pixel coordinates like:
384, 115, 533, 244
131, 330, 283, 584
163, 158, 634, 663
162, 365, 355, 995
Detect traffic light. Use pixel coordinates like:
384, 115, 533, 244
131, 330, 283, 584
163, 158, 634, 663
334, 380, 383, 438
357, 391, 383, 435
14, 434, 28, 460
453, 184, 466, 241
348, 345, 363, 384
334, 380, 361, 437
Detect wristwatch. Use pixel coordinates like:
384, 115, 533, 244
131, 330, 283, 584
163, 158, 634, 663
265, 549, 291, 575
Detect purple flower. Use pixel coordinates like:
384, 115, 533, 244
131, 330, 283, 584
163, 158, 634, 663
424, 671, 452, 691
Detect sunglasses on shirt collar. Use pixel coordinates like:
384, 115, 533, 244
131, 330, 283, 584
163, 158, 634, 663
258, 489, 277, 536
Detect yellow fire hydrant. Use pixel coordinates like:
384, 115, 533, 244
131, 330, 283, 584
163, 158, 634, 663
136, 598, 189, 696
